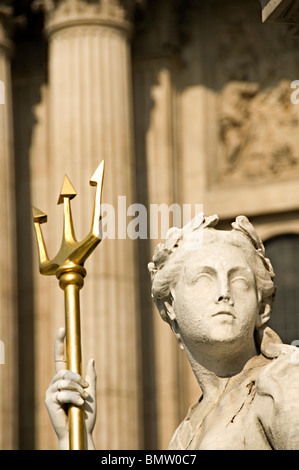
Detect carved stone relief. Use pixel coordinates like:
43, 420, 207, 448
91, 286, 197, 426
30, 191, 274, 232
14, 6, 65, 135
218, 79, 299, 183
211, 3, 299, 184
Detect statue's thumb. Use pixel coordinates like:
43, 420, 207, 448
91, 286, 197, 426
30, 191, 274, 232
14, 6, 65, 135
85, 358, 97, 388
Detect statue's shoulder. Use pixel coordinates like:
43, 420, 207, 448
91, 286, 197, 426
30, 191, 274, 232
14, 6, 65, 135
256, 326, 299, 396
255, 344, 299, 449
256, 344, 299, 401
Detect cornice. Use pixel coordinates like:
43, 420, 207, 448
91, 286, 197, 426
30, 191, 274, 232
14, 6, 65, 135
259, 0, 299, 37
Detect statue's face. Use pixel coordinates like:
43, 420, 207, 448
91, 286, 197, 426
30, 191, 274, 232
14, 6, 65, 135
172, 242, 260, 348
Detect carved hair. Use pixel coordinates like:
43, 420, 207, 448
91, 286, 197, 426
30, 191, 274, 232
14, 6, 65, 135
148, 213, 276, 326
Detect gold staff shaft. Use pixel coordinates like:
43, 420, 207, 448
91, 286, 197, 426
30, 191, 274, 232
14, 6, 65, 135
58, 266, 86, 450
32, 161, 105, 450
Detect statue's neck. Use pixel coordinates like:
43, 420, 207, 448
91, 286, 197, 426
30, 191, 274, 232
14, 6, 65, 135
183, 339, 258, 399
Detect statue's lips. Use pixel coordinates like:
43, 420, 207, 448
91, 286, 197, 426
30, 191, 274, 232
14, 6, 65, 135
212, 310, 235, 318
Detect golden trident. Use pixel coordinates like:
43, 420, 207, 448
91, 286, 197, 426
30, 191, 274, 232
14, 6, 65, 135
32, 161, 105, 450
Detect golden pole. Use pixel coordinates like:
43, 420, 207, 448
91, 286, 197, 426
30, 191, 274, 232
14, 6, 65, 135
58, 267, 85, 449
32, 161, 105, 450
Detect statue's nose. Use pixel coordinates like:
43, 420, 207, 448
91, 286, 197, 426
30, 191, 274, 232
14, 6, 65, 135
216, 277, 234, 306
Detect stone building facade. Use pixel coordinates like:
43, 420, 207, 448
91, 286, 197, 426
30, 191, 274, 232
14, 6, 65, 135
1, 0, 299, 450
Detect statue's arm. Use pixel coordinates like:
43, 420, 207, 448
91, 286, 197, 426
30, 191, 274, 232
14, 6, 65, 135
255, 350, 299, 450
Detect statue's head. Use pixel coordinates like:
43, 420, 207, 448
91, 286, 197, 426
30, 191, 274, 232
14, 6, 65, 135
148, 213, 275, 352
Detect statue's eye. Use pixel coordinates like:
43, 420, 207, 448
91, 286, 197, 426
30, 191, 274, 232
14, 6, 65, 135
191, 273, 215, 286
184, 267, 216, 285
197, 273, 214, 281
230, 276, 250, 289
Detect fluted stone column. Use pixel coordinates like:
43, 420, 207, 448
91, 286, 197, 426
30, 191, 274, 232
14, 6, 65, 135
132, 1, 195, 449
133, 59, 182, 449
33, 0, 142, 449
0, 4, 18, 450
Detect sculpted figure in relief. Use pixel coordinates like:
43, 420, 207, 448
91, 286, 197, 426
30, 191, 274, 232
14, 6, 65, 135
45, 213, 299, 450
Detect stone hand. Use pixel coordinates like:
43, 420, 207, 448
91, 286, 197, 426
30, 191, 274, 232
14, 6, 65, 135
45, 327, 97, 449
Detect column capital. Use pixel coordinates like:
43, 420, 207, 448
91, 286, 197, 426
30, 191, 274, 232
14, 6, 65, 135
0, 1, 14, 55
32, 0, 140, 37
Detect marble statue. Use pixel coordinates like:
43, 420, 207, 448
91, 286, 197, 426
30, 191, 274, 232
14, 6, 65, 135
45, 213, 299, 450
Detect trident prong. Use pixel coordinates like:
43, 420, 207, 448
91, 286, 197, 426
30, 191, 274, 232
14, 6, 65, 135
90, 159, 105, 238
32, 160, 105, 275
32, 206, 50, 267
58, 174, 77, 245
32, 160, 105, 450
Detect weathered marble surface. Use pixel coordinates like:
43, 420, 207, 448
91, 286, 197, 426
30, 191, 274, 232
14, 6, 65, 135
148, 213, 299, 450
